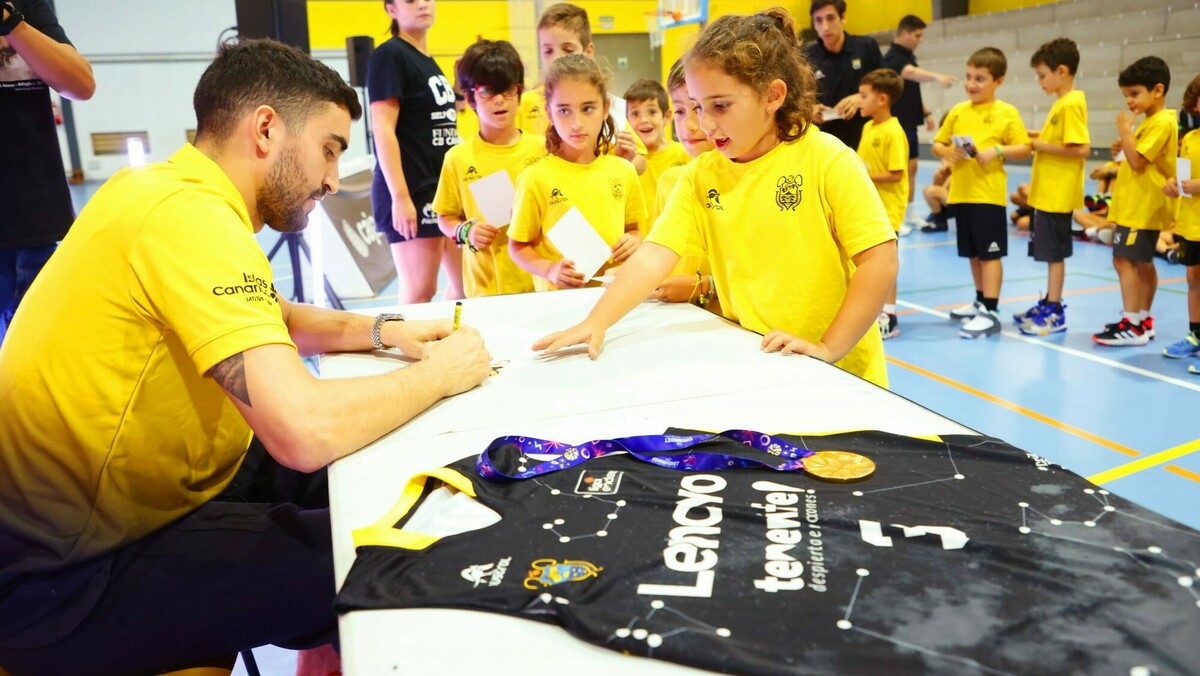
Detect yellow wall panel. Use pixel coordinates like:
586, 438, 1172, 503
969, 0, 1057, 15
307, 1, 510, 56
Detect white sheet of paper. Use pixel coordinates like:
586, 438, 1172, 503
545, 206, 611, 281
820, 107, 842, 122
467, 170, 516, 225
609, 94, 628, 132
1178, 158, 1192, 198
1115, 150, 1126, 163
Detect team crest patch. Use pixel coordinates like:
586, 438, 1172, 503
851, 58, 862, 70
776, 174, 803, 211
983, 114, 993, 125
465, 165, 481, 181
523, 558, 603, 589
1050, 114, 1060, 126
575, 469, 624, 495
610, 178, 624, 199
549, 187, 568, 205
873, 137, 881, 148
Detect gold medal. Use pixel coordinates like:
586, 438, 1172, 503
805, 451, 876, 482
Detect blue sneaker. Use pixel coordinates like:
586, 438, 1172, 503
1019, 303, 1066, 336
1190, 359, 1200, 375
1162, 333, 1200, 359
1013, 297, 1049, 325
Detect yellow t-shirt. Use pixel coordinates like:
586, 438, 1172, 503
1108, 108, 1178, 231
456, 105, 480, 144
1176, 129, 1200, 241
510, 154, 648, 292
0, 144, 295, 577
653, 162, 709, 277
646, 131, 895, 387
934, 99, 1031, 206
857, 117, 910, 231
1028, 89, 1089, 214
637, 140, 691, 237
432, 131, 545, 297
517, 85, 549, 136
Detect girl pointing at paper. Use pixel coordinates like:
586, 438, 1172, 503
508, 55, 647, 291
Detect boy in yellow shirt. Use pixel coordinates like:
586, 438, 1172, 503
625, 78, 689, 237
645, 59, 717, 309
857, 68, 909, 339
518, 3, 646, 174
1014, 38, 1090, 336
1093, 56, 1177, 346
933, 47, 1031, 339
434, 39, 544, 297
1160, 73, 1200, 371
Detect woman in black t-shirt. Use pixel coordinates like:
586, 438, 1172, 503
368, 0, 463, 303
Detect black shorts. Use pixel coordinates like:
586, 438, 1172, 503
955, 203, 1008, 260
0, 439, 337, 675
1112, 225, 1157, 263
374, 185, 442, 243
903, 124, 919, 160
1029, 209, 1073, 262
1177, 235, 1200, 267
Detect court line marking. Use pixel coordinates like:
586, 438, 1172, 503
1087, 438, 1200, 485
896, 299, 1200, 394
1165, 465, 1200, 484
885, 355, 1140, 458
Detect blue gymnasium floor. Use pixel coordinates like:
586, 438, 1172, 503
149, 159, 1200, 675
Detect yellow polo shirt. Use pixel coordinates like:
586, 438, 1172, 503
433, 131, 545, 297
654, 162, 708, 278
1108, 108, 1178, 231
1028, 89, 1089, 214
857, 117, 910, 231
934, 99, 1030, 206
510, 154, 647, 292
0, 144, 294, 578
637, 141, 690, 236
647, 131, 895, 387
1176, 129, 1200, 241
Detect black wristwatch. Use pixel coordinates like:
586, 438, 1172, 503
0, 2, 24, 37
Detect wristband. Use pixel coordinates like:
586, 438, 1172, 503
0, 1, 24, 36
696, 275, 716, 307
995, 145, 1005, 161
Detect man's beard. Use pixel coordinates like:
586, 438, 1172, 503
257, 145, 323, 233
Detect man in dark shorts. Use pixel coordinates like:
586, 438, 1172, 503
806, 0, 882, 151
882, 14, 957, 231
0, 39, 493, 675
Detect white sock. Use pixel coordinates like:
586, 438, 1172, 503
883, 304, 896, 315
1138, 310, 1150, 322
1123, 311, 1138, 323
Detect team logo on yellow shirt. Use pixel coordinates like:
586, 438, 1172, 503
776, 174, 803, 211
872, 137, 881, 148
705, 188, 723, 210
549, 188, 568, 205
523, 558, 603, 589
212, 271, 278, 305
983, 115, 993, 125
610, 178, 624, 199
1050, 114, 1059, 126
465, 165, 481, 182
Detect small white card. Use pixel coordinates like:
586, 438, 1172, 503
1178, 158, 1192, 198
546, 206, 612, 281
467, 170, 516, 226
609, 94, 628, 132
1115, 150, 1126, 163
952, 135, 978, 157
820, 107, 842, 122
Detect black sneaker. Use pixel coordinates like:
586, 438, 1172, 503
920, 213, 949, 232
1092, 318, 1149, 346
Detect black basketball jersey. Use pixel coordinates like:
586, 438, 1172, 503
336, 430, 1200, 675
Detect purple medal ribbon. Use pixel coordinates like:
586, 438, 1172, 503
476, 430, 814, 481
